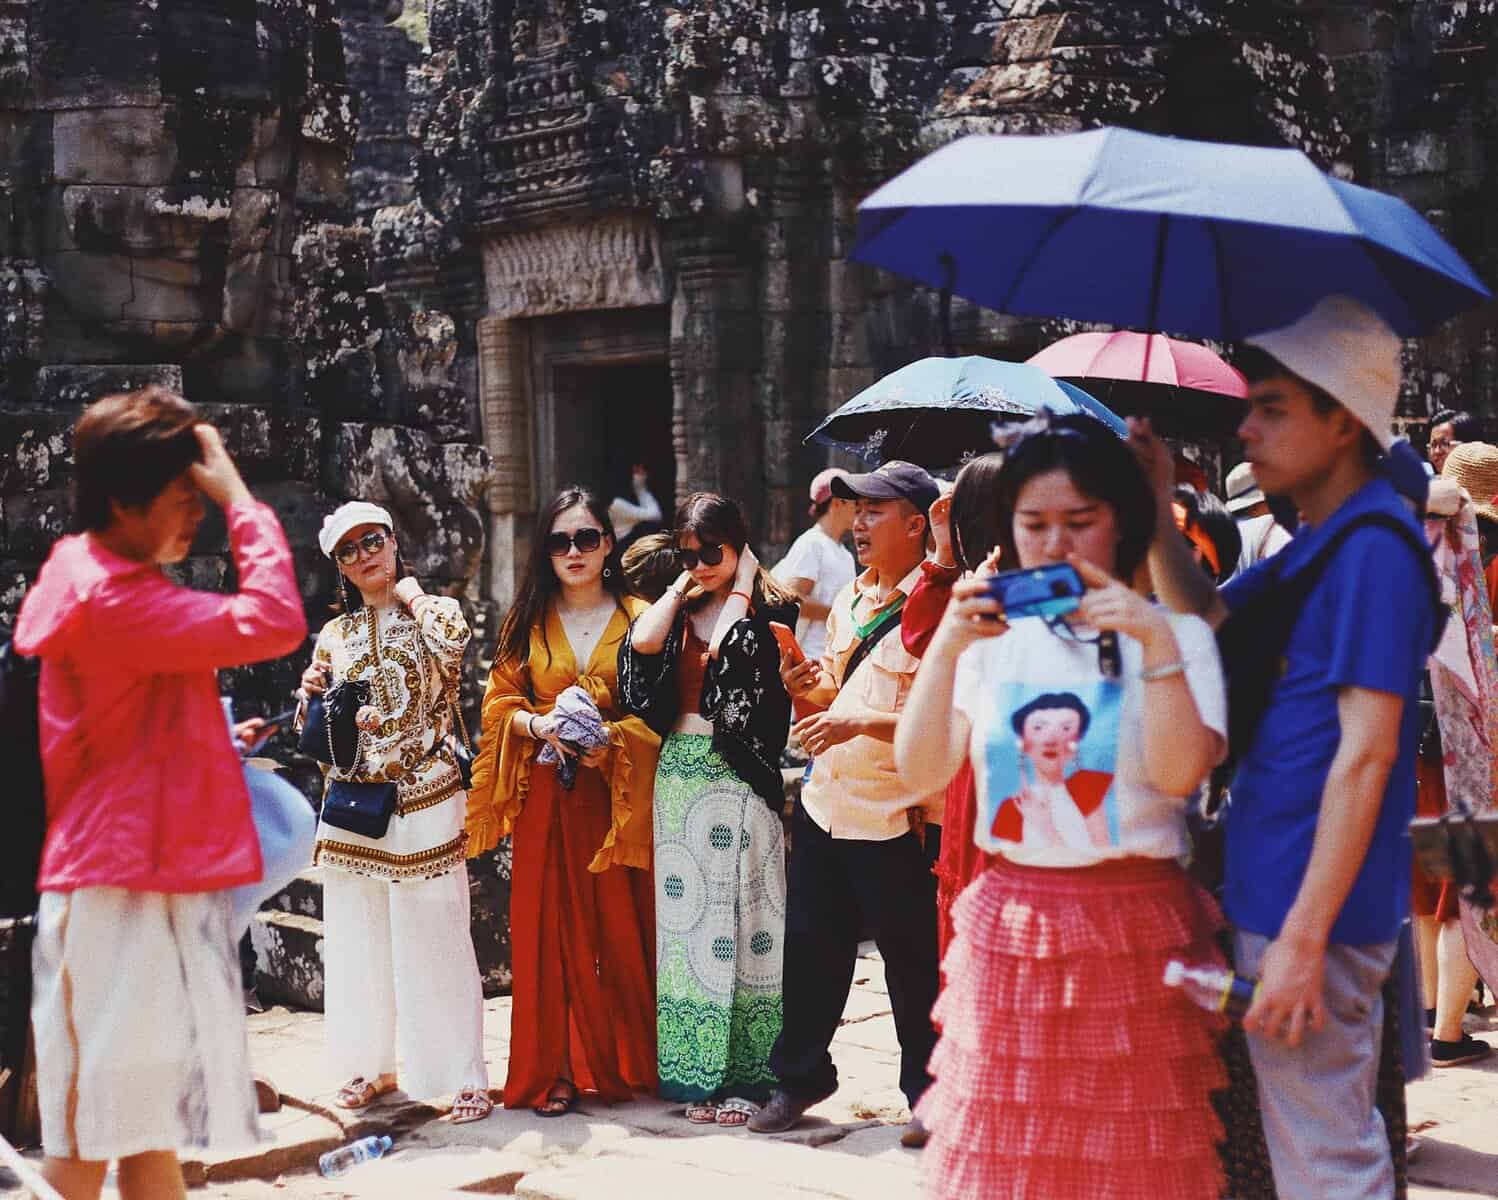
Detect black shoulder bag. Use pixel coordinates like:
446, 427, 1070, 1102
307, 608, 398, 840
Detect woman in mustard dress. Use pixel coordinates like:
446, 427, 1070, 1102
466, 487, 661, 1115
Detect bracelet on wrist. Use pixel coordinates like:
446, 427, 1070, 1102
1140, 661, 1186, 682
525, 712, 538, 737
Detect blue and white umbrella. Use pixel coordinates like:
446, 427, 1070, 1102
806, 355, 1126, 471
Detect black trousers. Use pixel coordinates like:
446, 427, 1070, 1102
768, 801, 940, 1107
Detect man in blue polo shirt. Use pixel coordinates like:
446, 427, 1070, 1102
1137, 295, 1438, 1199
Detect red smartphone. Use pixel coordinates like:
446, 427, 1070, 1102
769, 621, 806, 666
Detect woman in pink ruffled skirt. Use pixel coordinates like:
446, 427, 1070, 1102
897, 413, 1229, 1200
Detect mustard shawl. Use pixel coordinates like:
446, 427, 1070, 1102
465, 595, 659, 871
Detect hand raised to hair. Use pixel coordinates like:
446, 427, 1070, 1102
189, 425, 252, 509
734, 544, 760, 592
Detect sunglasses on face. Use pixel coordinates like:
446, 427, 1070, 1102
677, 542, 726, 570
333, 530, 389, 565
544, 528, 605, 556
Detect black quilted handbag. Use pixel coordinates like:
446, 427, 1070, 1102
298, 678, 370, 769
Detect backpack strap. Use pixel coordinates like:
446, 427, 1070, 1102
1282, 512, 1446, 652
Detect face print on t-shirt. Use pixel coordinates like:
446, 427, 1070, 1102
980, 680, 1123, 853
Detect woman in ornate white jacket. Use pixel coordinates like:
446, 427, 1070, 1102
298, 500, 491, 1124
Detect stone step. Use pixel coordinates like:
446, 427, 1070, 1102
251, 907, 326, 1012
265, 868, 325, 923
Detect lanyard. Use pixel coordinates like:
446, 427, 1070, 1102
849, 589, 906, 640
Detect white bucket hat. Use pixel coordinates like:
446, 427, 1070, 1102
318, 500, 394, 558
1246, 295, 1401, 450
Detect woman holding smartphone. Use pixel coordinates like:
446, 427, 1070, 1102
464, 487, 661, 1116
895, 413, 1230, 1200
620, 493, 798, 1127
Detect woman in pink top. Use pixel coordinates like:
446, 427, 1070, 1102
15, 386, 306, 1200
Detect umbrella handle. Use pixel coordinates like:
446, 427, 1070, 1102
939, 252, 956, 358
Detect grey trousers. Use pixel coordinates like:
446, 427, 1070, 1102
1234, 929, 1399, 1200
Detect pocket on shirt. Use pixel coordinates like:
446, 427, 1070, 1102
860, 637, 920, 711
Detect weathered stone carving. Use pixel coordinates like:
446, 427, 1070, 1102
405, 0, 1498, 568
481, 213, 666, 320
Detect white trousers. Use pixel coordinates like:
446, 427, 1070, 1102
322, 866, 489, 1099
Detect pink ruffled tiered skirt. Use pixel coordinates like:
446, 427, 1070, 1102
917, 856, 1228, 1200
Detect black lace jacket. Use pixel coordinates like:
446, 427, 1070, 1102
618, 601, 797, 810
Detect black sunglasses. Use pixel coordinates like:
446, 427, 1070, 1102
544, 528, 605, 556
333, 530, 389, 565
677, 542, 726, 570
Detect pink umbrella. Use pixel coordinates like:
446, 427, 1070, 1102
1026, 331, 1247, 437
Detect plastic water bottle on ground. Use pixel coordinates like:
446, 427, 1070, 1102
1163, 959, 1258, 1020
318, 1134, 393, 1178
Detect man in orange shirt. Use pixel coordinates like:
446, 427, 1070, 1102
750, 462, 944, 1136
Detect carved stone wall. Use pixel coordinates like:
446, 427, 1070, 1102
0, 2, 506, 998
411, 1, 1498, 582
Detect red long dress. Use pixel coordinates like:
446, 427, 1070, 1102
465, 600, 660, 1107
901, 561, 992, 956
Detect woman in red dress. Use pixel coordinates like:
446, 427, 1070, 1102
465, 488, 661, 1115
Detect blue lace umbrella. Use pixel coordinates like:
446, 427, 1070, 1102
806, 356, 1125, 471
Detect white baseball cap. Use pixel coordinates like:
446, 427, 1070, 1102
318, 500, 394, 558
1246, 295, 1401, 450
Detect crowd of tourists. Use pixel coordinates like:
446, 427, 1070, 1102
11, 290, 1498, 1200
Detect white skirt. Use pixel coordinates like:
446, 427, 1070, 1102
31, 888, 261, 1162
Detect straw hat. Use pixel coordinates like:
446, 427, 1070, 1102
1442, 442, 1498, 524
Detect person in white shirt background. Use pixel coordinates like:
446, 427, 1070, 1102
772, 467, 857, 662
1225, 461, 1292, 574
607, 462, 663, 547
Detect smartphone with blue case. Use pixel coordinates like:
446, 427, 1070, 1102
982, 563, 1086, 621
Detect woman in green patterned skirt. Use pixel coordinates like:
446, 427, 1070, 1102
620, 492, 799, 1127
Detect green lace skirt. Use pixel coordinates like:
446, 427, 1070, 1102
653, 734, 786, 1102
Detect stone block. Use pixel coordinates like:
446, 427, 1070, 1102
31, 0, 161, 109
43, 249, 137, 320
251, 907, 326, 1011
53, 108, 177, 186
2, 488, 71, 558
33, 362, 183, 408
0, 408, 76, 493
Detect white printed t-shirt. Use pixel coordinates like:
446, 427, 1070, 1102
773, 523, 856, 663
952, 611, 1226, 868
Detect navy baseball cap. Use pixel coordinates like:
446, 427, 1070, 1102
830, 460, 941, 513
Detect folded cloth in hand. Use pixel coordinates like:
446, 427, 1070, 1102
537, 685, 610, 790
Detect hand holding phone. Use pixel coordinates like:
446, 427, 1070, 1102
769, 621, 806, 666
770, 621, 824, 719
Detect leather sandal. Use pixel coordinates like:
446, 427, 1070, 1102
334, 1074, 396, 1110
684, 1102, 719, 1124
715, 1097, 759, 1128
449, 1086, 494, 1124
534, 1079, 578, 1118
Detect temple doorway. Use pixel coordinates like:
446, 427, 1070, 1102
529, 307, 674, 522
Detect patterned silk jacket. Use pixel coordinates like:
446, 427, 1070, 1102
307, 594, 471, 882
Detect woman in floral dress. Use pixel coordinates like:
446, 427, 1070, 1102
621, 492, 798, 1127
